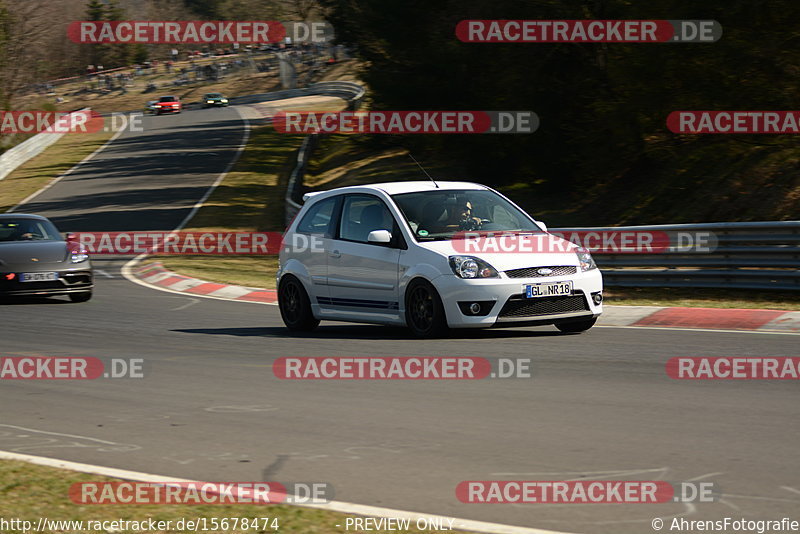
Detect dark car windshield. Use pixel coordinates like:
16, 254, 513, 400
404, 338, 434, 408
159, 96, 177, 102
391, 189, 543, 241
0, 219, 62, 242
206, 93, 222, 98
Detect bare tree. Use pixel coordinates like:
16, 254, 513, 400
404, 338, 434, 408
280, 0, 324, 21
0, 0, 61, 108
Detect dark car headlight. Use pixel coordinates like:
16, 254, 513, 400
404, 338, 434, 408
449, 256, 499, 279
576, 247, 597, 271
71, 250, 89, 263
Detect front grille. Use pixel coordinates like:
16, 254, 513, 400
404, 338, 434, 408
0, 278, 64, 290
498, 293, 590, 318
505, 266, 577, 278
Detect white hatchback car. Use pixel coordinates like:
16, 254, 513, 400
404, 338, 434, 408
277, 181, 602, 337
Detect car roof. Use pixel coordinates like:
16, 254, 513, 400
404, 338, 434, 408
304, 181, 488, 202
0, 213, 49, 221
372, 181, 488, 195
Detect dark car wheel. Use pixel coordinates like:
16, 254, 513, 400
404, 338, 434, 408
555, 317, 597, 333
278, 276, 319, 332
69, 291, 92, 303
405, 279, 448, 338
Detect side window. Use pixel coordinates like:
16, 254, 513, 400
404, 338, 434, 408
296, 197, 337, 237
339, 195, 394, 244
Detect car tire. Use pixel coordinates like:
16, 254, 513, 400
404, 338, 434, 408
69, 291, 92, 303
278, 276, 319, 332
405, 279, 449, 338
555, 317, 597, 333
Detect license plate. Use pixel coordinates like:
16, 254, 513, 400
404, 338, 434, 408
20, 272, 58, 282
525, 281, 573, 298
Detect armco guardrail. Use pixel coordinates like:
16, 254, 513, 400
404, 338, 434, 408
284, 81, 366, 225
0, 108, 92, 182
552, 221, 800, 290
306, 81, 366, 111
285, 134, 318, 225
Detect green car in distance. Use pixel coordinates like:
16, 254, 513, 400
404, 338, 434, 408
203, 92, 229, 108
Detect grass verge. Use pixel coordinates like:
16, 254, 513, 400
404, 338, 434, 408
0, 460, 468, 534
155, 256, 280, 290
603, 287, 800, 311
177, 127, 306, 233
154, 90, 353, 282
153, 123, 303, 283
0, 130, 113, 213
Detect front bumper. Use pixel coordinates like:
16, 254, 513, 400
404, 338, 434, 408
432, 268, 603, 328
205, 101, 228, 107
0, 269, 93, 297
156, 106, 180, 114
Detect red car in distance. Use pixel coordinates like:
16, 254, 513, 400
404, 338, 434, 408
155, 95, 182, 115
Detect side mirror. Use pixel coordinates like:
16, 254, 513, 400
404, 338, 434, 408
65, 232, 78, 242
367, 230, 392, 244
535, 220, 548, 232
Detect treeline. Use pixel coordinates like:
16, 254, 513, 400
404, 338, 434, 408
321, 0, 800, 203
0, 0, 321, 109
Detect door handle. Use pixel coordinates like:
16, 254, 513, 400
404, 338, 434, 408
329, 250, 341, 258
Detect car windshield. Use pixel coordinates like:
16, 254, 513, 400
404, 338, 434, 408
159, 96, 177, 102
206, 93, 222, 98
391, 189, 543, 241
0, 219, 62, 242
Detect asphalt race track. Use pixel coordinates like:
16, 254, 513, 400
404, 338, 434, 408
2, 104, 798, 534
16, 107, 247, 231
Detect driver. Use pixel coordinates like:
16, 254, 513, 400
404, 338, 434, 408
444, 200, 482, 231
12, 222, 38, 240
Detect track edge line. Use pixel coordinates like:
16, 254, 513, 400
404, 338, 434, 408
0, 450, 574, 534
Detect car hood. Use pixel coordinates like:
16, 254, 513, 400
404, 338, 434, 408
0, 241, 69, 267
416, 233, 580, 271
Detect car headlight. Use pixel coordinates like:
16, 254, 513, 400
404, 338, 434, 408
207, 100, 214, 103
221, 98, 228, 102
576, 247, 597, 271
449, 256, 499, 279
71, 250, 89, 263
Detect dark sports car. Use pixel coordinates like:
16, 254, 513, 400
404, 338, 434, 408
0, 214, 93, 302
202, 92, 229, 108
